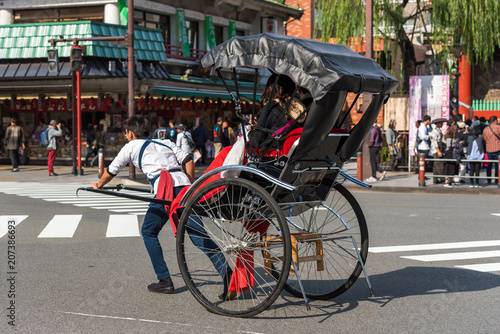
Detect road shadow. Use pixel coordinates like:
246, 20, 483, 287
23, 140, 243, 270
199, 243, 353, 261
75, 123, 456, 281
256, 266, 500, 320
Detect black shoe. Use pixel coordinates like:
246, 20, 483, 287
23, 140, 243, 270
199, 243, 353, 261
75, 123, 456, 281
218, 269, 237, 301
49, 173, 59, 176
147, 277, 174, 294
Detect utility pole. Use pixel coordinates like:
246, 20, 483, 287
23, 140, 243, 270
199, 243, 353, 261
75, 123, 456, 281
48, 0, 136, 179
362, 0, 374, 181
127, 0, 136, 180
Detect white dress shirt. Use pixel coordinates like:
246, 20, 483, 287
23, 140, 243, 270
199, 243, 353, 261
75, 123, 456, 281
107, 139, 191, 194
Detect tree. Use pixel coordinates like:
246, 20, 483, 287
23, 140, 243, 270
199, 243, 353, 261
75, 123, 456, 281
315, 0, 500, 93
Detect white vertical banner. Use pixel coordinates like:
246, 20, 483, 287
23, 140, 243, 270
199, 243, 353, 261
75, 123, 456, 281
409, 75, 450, 157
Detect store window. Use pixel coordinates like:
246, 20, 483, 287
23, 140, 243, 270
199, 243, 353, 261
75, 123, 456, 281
186, 20, 199, 49
14, 6, 103, 23
214, 25, 224, 45
134, 10, 170, 44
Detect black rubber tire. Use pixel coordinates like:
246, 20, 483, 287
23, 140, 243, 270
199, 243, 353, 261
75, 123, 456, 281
283, 183, 368, 300
176, 178, 291, 317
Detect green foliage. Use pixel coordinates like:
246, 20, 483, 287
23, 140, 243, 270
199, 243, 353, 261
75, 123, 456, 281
432, 0, 500, 68
316, 0, 365, 45
315, 0, 500, 88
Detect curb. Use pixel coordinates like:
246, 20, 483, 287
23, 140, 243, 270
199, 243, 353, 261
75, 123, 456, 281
345, 185, 500, 195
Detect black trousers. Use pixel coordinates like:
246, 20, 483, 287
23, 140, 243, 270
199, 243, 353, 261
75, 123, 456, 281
196, 143, 207, 164
369, 146, 384, 178
469, 162, 481, 185
9, 149, 20, 169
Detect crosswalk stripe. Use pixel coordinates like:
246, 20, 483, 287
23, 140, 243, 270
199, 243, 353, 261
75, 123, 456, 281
0, 215, 28, 238
91, 205, 149, 210
369, 240, 500, 253
110, 208, 149, 213
38, 215, 82, 238
73, 201, 145, 207
1, 182, 152, 215
455, 263, 500, 272
401, 250, 500, 262
106, 215, 140, 237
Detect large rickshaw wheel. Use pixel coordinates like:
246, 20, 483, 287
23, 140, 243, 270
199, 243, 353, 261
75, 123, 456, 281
176, 178, 291, 317
283, 183, 368, 300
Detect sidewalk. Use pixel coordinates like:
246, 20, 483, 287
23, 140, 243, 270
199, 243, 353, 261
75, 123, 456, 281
0, 162, 498, 195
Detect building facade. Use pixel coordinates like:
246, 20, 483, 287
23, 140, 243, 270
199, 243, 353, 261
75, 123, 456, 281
0, 0, 302, 164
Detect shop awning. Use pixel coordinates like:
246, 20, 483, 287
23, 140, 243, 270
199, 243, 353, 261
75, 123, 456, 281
0, 58, 169, 80
151, 85, 261, 101
0, 21, 167, 61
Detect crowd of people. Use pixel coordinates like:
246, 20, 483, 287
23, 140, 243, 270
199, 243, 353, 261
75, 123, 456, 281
416, 115, 500, 187
3, 110, 500, 189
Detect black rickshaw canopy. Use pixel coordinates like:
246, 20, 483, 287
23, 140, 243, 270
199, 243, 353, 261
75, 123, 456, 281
201, 33, 399, 101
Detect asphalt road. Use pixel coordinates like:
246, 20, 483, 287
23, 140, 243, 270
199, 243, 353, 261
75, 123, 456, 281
1, 186, 499, 334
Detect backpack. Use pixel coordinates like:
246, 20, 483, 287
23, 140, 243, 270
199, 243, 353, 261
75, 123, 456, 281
184, 131, 196, 151
40, 128, 50, 146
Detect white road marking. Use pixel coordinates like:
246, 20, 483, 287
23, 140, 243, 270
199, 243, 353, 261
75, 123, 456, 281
0, 215, 28, 238
110, 208, 149, 213
38, 215, 82, 238
55, 311, 266, 334
91, 205, 149, 210
0, 182, 152, 214
401, 250, 500, 262
369, 240, 500, 253
492, 213, 500, 217
106, 215, 140, 237
455, 262, 500, 272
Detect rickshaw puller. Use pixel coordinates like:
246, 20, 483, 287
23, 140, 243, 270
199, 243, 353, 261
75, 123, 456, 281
92, 115, 228, 294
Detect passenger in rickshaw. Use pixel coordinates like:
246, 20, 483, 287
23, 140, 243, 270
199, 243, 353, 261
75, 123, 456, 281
91, 115, 230, 295
249, 73, 307, 151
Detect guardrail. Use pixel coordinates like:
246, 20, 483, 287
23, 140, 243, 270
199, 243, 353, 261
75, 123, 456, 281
418, 153, 500, 188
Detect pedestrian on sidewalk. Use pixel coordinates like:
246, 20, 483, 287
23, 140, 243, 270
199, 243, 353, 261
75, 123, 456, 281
443, 124, 459, 187
429, 118, 446, 184
456, 121, 469, 183
47, 120, 63, 176
192, 122, 208, 165
482, 115, 500, 184
385, 119, 401, 171
84, 121, 98, 167
91, 114, 230, 295
175, 124, 193, 155
152, 117, 168, 139
4, 117, 25, 172
213, 117, 223, 157
366, 123, 386, 182
467, 126, 484, 188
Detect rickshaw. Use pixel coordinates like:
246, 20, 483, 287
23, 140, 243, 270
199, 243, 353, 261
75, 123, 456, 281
79, 33, 398, 318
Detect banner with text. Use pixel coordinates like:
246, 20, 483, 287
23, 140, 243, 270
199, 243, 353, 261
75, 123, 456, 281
177, 10, 191, 57
409, 75, 450, 156
205, 16, 217, 50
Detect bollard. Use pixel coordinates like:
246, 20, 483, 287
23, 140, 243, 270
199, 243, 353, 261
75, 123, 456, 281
98, 148, 104, 179
357, 151, 363, 181
419, 153, 426, 187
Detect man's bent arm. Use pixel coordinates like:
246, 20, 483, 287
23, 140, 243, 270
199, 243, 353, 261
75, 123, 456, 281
92, 168, 115, 189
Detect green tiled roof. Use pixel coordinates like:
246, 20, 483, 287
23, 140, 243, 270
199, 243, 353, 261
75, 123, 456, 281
0, 21, 167, 61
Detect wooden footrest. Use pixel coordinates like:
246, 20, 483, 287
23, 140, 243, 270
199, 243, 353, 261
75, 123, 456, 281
262, 233, 324, 275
